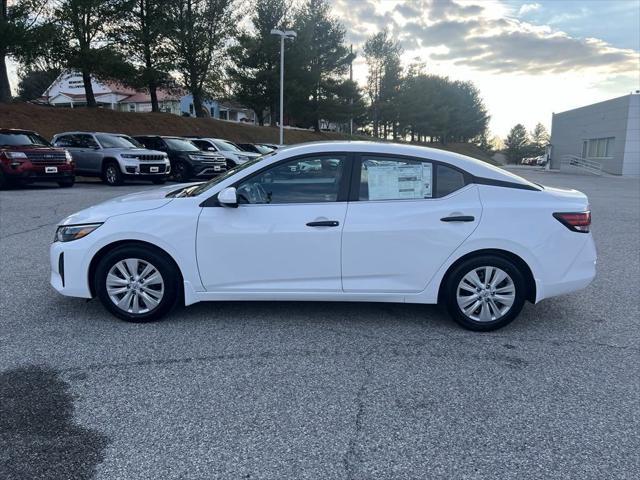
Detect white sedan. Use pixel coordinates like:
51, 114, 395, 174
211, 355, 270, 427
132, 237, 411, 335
50, 142, 596, 331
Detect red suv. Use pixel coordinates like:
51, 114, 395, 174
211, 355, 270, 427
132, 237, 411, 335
0, 129, 75, 188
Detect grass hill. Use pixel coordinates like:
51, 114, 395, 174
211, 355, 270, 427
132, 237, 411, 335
0, 103, 494, 163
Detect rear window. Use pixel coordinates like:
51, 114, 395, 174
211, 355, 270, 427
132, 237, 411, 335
0, 132, 50, 147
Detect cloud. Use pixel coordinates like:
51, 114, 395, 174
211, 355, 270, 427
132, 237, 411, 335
518, 3, 541, 16
332, 0, 639, 77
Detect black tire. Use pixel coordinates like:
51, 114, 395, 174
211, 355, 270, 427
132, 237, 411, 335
0, 170, 10, 189
94, 244, 181, 322
152, 178, 166, 185
172, 161, 191, 182
225, 159, 236, 170
103, 161, 123, 186
443, 255, 526, 331
58, 177, 75, 188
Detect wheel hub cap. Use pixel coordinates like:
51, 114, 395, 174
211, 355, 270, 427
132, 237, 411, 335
456, 266, 515, 322
106, 258, 164, 314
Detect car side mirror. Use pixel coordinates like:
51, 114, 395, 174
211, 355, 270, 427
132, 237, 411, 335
218, 187, 238, 208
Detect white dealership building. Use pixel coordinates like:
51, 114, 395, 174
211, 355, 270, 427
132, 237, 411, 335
550, 93, 640, 176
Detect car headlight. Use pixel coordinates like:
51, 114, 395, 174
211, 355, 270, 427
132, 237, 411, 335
121, 153, 138, 159
6, 152, 28, 160
55, 223, 103, 242
65, 150, 73, 163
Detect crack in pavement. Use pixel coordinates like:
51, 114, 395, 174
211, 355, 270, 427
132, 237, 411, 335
0, 222, 59, 240
342, 348, 375, 480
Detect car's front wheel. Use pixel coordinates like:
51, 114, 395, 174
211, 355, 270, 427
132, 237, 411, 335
94, 245, 180, 322
443, 255, 526, 331
103, 161, 123, 186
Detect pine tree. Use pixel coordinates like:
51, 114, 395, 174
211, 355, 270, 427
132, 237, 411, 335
227, 0, 289, 125
505, 124, 530, 163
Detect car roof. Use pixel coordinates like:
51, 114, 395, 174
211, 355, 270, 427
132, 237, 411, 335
0, 128, 38, 134
54, 131, 133, 136
273, 141, 534, 186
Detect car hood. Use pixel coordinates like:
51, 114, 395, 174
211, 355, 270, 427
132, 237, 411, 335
103, 147, 164, 155
58, 183, 199, 226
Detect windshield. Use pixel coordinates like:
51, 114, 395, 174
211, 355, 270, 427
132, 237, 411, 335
254, 144, 274, 154
165, 138, 200, 151
167, 154, 272, 198
212, 140, 242, 152
0, 132, 51, 147
95, 134, 140, 149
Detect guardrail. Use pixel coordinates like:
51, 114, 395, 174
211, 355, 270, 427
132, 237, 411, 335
561, 155, 603, 175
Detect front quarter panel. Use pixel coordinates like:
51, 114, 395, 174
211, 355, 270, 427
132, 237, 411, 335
50, 198, 203, 299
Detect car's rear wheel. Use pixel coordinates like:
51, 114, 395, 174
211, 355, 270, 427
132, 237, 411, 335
94, 245, 180, 322
443, 255, 526, 331
103, 161, 123, 186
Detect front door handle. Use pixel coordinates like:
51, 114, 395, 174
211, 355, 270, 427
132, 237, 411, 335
440, 215, 475, 222
306, 220, 340, 227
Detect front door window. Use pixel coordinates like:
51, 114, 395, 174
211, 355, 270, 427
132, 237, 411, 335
236, 155, 346, 204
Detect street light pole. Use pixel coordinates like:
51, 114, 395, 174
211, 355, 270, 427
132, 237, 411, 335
270, 29, 296, 145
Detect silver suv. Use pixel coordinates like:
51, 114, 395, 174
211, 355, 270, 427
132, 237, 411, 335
52, 132, 171, 186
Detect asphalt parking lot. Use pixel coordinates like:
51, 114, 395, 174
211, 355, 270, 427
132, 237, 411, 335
1, 170, 639, 480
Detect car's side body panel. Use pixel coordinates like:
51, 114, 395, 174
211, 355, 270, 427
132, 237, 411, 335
341, 185, 483, 293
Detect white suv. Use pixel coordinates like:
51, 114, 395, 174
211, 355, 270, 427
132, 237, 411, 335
52, 132, 171, 185
189, 137, 261, 169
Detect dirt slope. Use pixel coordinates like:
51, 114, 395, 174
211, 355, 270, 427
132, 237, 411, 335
0, 103, 494, 163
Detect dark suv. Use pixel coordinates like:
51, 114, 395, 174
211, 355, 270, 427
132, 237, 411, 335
0, 129, 75, 188
133, 135, 226, 182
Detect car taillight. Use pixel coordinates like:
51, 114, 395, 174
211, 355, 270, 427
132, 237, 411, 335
553, 211, 591, 233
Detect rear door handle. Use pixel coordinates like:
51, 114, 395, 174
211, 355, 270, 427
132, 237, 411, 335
306, 220, 340, 227
440, 215, 475, 222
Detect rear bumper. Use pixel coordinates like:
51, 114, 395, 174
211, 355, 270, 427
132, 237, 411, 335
536, 234, 597, 301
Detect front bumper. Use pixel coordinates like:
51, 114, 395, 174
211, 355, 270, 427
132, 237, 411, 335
50, 240, 93, 299
2, 164, 74, 183
193, 163, 227, 177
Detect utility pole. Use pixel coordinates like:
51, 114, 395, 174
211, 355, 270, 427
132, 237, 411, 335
270, 29, 297, 145
349, 44, 353, 136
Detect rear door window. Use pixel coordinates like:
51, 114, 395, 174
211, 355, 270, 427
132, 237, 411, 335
359, 156, 433, 201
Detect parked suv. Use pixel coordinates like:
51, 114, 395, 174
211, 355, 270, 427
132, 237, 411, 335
0, 129, 75, 188
52, 132, 170, 186
133, 135, 227, 182
188, 137, 261, 170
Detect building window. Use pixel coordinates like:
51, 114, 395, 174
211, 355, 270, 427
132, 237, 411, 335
219, 110, 228, 120
586, 137, 614, 158
128, 103, 136, 112
189, 103, 194, 115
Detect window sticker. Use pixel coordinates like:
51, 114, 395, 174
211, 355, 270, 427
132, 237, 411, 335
367, 163, 432, 200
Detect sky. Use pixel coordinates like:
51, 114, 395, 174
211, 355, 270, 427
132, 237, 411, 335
7, 0, 640, 137
332, 0, 640, 136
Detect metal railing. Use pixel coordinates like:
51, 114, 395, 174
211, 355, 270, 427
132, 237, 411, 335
561, 155, 603, 175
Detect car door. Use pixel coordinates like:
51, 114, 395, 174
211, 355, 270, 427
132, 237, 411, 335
75, 134, 103, 173
341, 154, 482, 293
54, 135, 87, 172
196, 154, 351, 292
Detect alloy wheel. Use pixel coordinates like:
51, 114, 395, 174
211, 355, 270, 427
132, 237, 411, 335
106, 166, 118, 184
456, 266, 516, 322
106, 258, 165, 314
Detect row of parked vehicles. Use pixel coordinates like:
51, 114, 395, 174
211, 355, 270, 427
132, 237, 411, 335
0, 128, 280, 188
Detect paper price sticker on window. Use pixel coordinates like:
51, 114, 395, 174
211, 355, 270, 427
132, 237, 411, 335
367, 163, 432, 200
